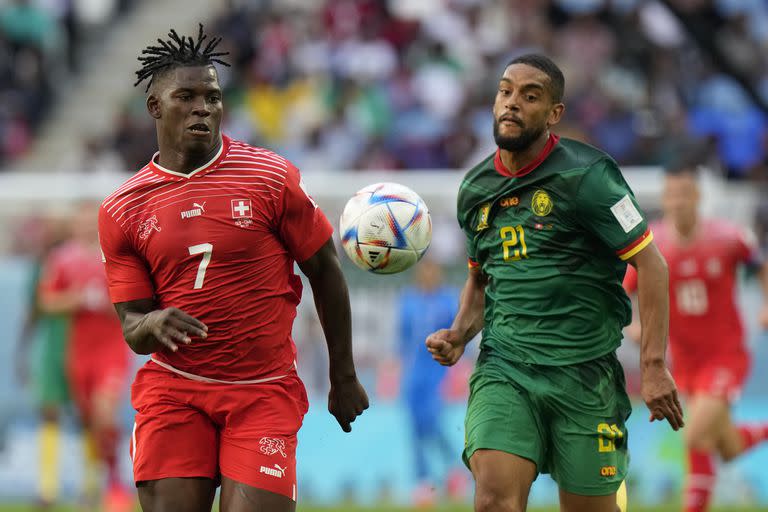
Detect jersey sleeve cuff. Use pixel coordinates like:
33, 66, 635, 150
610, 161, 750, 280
108, 284, 155, 304
616, 228, 653, 261
467, 258, 479, 269
293, 218, 334, 263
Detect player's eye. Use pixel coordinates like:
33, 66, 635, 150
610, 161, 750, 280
179, 94, 192, 101
208, 95, 221, 103
498, 88, 510, 96
526, 94, 538, 102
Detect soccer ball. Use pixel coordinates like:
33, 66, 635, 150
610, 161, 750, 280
339, 182, 432, 274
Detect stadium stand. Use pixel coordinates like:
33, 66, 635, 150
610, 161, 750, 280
41, 0, 768, 179
0, 0, 139, 167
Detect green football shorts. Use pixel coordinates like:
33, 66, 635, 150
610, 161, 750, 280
33, 316, 71, 407
463, 350, 631, 496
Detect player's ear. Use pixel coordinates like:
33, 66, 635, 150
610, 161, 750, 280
547, 103, 564, 128
147, 92, 161, 120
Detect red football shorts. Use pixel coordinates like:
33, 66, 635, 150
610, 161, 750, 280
673, 357, 749, 402
67, 354, 129, 421
130, 361, 309, 500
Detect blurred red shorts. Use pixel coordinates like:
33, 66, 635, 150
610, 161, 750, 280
68, 356, 129, 420
673, 358, 749, 402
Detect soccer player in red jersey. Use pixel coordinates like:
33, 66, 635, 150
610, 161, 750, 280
98, 25, 369, 512
624, 163, 768, 512
39, 202, 133, 511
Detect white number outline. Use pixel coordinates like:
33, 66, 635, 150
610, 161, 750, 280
188, 243, 213, 289
675, 278, 708, 315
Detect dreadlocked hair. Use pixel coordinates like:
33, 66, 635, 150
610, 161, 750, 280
135, 23, 230, 92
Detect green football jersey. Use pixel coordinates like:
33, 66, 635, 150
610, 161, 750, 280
457, 135, 652, 365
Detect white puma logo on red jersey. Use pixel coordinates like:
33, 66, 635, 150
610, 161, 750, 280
181, 201, 206, 219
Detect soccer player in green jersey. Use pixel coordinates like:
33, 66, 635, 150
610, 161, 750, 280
426, 54, 684, 512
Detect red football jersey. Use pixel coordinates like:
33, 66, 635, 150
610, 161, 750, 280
39, 240, 126, 363
98, 136, 333, 381
624, 219, 762, 367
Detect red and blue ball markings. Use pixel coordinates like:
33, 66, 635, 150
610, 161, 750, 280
342, 187, 423, 270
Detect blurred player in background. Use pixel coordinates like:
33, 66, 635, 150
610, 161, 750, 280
15, 216, 70, 509
37, 202, 133, 512
426, 54, 681, 512
98, 25, 368, 511
398, 258, 463, 506
624, 162, 768, 512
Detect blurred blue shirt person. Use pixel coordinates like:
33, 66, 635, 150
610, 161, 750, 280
398, 258, 460, 504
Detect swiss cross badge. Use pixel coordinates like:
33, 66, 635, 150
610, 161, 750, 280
231, 198, 253, 227
231, 199, 253, 219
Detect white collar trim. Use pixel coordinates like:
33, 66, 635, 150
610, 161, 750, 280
152, 138, 224, 178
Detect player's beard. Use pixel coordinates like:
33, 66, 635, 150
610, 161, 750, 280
493, 118, 546, 153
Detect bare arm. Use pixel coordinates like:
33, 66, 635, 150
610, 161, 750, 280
426, 266, 487, 366
628, 243, 669, 369
298, 237, 369, 432
451, 266, 487, 342
627, 242, 684, 430
38, 288, 82, 314
298, 238, 357, 383
114, 299, 207, 355
758, 262, 768, 329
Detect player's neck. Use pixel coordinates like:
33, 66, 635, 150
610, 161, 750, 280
156, 138, 222, 175
498, 131, 550, 172
669, 218, 699, 244
74, 237, 99, 251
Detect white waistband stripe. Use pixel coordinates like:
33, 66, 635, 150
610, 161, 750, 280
149, 357, 290, 384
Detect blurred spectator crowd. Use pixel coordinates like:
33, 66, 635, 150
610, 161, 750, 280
101, 0, 768, 181
1, 0, 767, 182
0, 0, 136, 166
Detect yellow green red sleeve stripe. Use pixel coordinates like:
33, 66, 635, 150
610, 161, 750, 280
616, 229, 653, 261
467, 258, 480, 269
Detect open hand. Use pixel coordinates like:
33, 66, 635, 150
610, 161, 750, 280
641, 363, 684, 431
143, 307, 208, 352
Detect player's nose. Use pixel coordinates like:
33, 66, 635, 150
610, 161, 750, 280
504, 92, 522, 111
191, 98, 211, 116
192, 107, 210, 117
